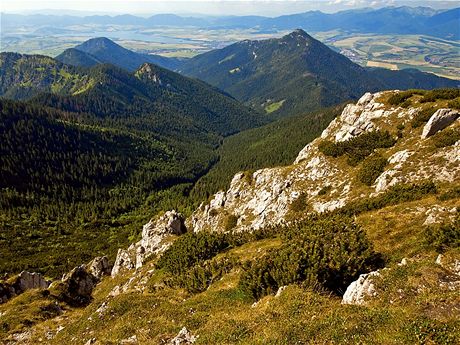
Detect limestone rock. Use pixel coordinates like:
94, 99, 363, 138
86, 256, 111, 280
333, 92, 386, 142
186, 91, 460, 235
111, 210, 187, 277
170, 327, 197, 344
111, 245, 137, 278
15, 271, 50, 292
275, 285, 287, 297
1, 271, 51, 304
342, 271, 380, 305
120, 335, 138, 344
57, 265, 97, 306
421, 108, 459, 139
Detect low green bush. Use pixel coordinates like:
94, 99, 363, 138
318, 185, 332, 196
447, 97, 460, 110
239, 215, 383, 300
411, 107, 437, 128
156, 232, 230, 275
431, 128, 460, 148
357, 154, 388, 186
387, 90, 425, 106
337, 181, 437, 216
164, 256, 236, 293
224, 214, 239, 232
424, 211, 460, 252
290, 193, 309, 212
438, 186, 460, 201
420, 88, 460, 103
318, 130, 396, 166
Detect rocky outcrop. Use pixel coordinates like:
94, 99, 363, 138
111, 245, 137, 278
187, 92, 460, 233
342, 271, 380, 305
112, 210, 186, 277
421, 108, 459, 139
15, 271, 50, 292
0, 271, 51, 304
86, 256, 111, 280
55, 265, 97, 306
170, 327, 197, 344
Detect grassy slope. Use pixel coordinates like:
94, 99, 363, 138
4, 192, 458, 344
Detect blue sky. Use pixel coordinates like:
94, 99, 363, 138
1, 0, 458, 16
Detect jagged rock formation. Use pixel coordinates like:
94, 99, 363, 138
53, 265, 98, 306
15, 271, 50, 292
421, 108, 459, 138
112, 210, 186, 277
187, 91, 460, 233
0, 271, 51, 304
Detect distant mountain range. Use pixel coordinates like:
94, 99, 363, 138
3, 6, 459, 39
180, 30, 459, 117
56, 37, 183, 71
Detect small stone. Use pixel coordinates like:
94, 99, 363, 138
170, 327, 197, 344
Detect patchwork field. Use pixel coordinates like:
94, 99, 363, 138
317, 31, 460, 80
1, 25, 459, 79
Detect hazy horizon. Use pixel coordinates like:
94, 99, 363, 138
2, 0, 459, 17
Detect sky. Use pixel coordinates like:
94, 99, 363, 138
1, 0, 459, 16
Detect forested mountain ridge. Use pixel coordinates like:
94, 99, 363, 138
0, 53, 263, 135
0, 52, 93, 100
57, 37, 185, 71
54, 48, 102, 68
179, 29, 459, 118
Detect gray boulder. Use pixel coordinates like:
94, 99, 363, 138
57, 265, 97, 306
111, 245, 137, 278
15, 271, 51, 292
0, 271, 51, 304
86, 256, 111, 280
342, 271, 380, 305
421, 108, 459, 139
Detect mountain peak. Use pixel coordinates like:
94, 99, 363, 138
76, 37, 121, 51
286, 28, 314, 40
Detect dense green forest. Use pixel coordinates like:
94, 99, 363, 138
0, 98, 341, 278
0, 54, 266, 278
0, 100, 216, 277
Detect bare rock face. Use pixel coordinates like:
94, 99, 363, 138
342, 271, 380, 305
186, 91, 460, 234
170, 327, 197, 344
421, 108, 459, 139
15, 271, 51, 292
57, 265, 97, 306
111, 245, 138, 278
0, 271, 51, 304
86, 256, 111, 280
111, 210, 187, 277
